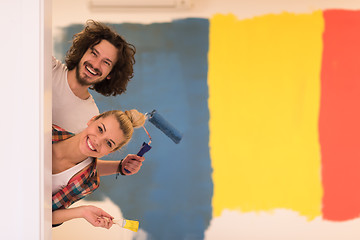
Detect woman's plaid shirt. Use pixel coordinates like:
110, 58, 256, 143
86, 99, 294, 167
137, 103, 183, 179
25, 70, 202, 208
52, 125, 100, 211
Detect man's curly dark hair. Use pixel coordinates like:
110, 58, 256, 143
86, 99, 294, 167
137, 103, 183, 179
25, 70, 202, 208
65, 20, 136, 96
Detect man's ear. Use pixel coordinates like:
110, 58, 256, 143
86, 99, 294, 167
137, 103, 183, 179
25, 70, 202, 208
87, 116, 97, 126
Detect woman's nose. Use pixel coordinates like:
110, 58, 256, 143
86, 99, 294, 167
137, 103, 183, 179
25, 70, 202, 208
92, 135, 102, 145
92, 138, 98, 147
95, 136, 106, 146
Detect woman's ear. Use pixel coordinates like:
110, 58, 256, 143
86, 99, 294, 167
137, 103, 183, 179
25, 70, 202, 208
87, 116, 98, 126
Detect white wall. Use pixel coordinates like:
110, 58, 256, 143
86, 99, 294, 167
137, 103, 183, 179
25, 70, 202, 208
0, 0, 52, 239
52, 0, 360, 30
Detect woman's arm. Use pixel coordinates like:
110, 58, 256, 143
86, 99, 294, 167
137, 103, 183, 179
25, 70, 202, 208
96, 160, 120, 176
52, 205, 114, 229
97, 154, 145, 176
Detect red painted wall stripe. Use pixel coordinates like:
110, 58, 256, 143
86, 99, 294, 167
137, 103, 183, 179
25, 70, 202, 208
320, 10, 360, 221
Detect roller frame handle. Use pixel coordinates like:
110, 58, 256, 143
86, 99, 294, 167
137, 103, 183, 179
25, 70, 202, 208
124, 142, 152, 173
136, 142, 152, 157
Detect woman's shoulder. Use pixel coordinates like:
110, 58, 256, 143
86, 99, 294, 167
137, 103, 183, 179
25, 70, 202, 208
52, 124, 75, 143
52, 124, 66, 132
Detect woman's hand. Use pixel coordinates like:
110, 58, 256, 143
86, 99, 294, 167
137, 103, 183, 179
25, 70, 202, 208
121, 154, 145, 175
52, 205, 114, 229
97, 155, 145, 177
81, 205, 114, 229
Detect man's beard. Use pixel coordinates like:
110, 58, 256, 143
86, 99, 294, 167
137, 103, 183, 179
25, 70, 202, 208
75, 62, 103, 86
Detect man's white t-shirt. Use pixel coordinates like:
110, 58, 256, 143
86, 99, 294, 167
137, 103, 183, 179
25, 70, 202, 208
52, 56, 100, 134
52, 57, 99, 192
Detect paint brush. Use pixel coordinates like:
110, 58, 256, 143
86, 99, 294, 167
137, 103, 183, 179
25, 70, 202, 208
113, 218, 139, 232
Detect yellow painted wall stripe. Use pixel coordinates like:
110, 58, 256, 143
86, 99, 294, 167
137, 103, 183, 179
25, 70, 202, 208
208, 12, 324, 219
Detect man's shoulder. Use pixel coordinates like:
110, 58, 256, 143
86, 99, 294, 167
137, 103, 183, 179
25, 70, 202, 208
52, 56, 60, 69
52, 56, 68, 88
52, 56, 67, 72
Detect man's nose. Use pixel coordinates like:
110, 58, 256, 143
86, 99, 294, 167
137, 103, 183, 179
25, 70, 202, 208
92, 58, 101, 69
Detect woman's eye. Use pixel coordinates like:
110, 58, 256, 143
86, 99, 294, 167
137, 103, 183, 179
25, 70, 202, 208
91, 50, 97, 56
107, 141, 112, 148
98, 126, 103, 133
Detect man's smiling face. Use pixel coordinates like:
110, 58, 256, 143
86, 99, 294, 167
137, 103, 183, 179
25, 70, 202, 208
75, 39, 118, 86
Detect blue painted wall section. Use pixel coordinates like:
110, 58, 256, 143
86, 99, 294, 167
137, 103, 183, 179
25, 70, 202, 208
55, 18, 211, 240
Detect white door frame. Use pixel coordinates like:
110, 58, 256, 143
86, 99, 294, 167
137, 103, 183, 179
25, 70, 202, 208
0, 0, 52, 239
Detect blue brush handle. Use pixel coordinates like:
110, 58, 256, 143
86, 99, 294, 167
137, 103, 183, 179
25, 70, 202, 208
124, 142, 152, 173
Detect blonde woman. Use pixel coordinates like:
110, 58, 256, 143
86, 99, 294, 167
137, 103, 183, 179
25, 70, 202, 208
52, 109, 145, 228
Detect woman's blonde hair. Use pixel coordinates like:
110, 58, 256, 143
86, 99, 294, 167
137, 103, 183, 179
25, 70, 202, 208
94, 109, 145, 150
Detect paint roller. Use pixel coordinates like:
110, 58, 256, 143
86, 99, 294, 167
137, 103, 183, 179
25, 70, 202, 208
124, 109, 182, 173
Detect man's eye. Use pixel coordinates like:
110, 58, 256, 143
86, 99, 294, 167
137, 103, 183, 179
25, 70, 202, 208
98, 126, 103, 133
107, 141, 112, 147
104, 61, 110, 66
91, 50, 97, 56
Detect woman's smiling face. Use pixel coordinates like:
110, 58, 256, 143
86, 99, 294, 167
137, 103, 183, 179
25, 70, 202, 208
79, 115, 124, 158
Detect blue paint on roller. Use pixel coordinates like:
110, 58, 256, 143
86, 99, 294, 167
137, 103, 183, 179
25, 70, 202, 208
147, 109, 182, 144
124, 110, 180, 173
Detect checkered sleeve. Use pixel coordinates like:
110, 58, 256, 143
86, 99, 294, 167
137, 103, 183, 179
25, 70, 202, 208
52, 160, 100, 211
52, 124, 75, 143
